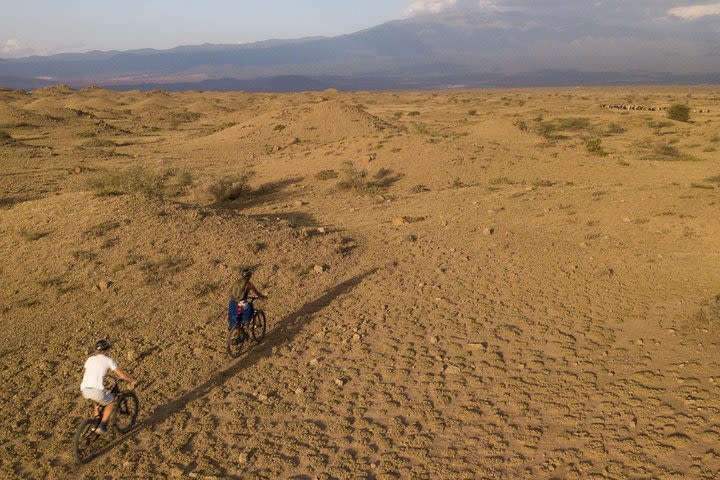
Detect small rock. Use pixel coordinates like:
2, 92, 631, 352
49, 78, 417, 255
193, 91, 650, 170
313, 264, 327, 273
628, 418, 637, 429
74, 165, 83, 174
317, 227, 326, 234
429, 336, 438, 344
193, 347, 203, 356
309, 358, 319, 366
623, 217, 632, 223
444, 365, 461, 375
352, 333, 361, 341
294, 387, 305, 396
334, 378, 345, 386
292, 200, 306, 207
238, 452, 248, 464
465, 342, 487, 351
635, 339, 644, 346
97, 280, 112, 291
126, 350, 138, 362
392, 217, 408, 226
257, 393, 268, 401
169, 466, 184, 477
482, 228, 495, 236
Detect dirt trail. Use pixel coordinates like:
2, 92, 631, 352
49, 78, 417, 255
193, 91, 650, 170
1, 86, 719, 479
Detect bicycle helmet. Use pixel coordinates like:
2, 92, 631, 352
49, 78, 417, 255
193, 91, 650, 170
95, 339, 112, 351
241, 268, 253, 279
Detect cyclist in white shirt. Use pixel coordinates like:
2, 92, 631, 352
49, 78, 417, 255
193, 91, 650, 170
80, 339, 137, 434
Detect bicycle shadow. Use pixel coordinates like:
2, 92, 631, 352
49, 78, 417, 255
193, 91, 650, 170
79, 268, 376, 471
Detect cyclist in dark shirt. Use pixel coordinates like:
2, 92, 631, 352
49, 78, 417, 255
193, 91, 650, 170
229, 268, 266, 325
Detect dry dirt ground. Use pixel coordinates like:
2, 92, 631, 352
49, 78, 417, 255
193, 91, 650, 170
1, 85, 720, 479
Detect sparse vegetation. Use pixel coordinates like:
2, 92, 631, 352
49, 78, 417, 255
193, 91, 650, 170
0, 130, 13, 144
532, 179, 554, 187
410, 184, 429, 193
407, 111, 420, 116
605, 122, 626, 134
274, 124, 286, 131
337, 160, 369, 191
586, 138, 608, 157
513, 119, 529, 132
191, 281, 219, 297
19, 227, 51, 241
468, 109, 477, 116
315, 169, 338, 180
81, 138, 116, 148
706, 175, 720, 183
83, 221, 120, 239
72, 250, 97, 261
667, 103, 691, 122
88, 166, 193, 198
489, 177, 514, 185
208, 168, 255, 203
140, 256, 194, 284
557, 117, 590, 130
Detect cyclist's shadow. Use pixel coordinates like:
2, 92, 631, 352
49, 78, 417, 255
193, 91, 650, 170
83, 268, 377, 466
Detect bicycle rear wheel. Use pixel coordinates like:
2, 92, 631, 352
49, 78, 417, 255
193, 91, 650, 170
73, 418, 102, 464
114, 392, 139, 434
227, 325, 247, 357
251, 310, 266, 342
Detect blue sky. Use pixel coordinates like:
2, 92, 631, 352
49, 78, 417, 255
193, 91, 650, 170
1, 0, 410, 56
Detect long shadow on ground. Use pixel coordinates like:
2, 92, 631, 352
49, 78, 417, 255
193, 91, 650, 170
77, 268, 377, 473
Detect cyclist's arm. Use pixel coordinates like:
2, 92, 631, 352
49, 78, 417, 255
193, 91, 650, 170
248, 282, 267, 299
113, 368, 137, 385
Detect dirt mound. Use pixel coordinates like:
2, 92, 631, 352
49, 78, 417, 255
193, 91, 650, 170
33, 84, 76, 95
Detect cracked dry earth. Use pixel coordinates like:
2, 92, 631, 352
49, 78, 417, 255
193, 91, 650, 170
1, 85, 720, 479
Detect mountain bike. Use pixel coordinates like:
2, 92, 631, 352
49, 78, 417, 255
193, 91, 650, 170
73, 379, 139, 463
227, 297, 267, 358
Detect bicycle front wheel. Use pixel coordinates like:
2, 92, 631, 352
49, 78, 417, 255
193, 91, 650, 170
251, 310, 266, 342
73, 418, 102, 464
113, 392, 139, 434
227, 325, 246, 358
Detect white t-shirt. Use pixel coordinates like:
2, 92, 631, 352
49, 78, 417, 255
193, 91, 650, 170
80, 354, 118, 390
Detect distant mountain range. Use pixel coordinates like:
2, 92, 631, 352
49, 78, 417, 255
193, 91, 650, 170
2, 9, 719, 91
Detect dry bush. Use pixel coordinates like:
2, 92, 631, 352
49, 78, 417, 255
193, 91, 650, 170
557, 117, 591, 130
0, 130, 12, 144
140, 256, 194, 284
19, 227, 51, 241
82, 138, 116, 148
90, 167, 193, 198
410, 184, 429, 193
191, 281, 219, 297
337, 161, 369, 191
586, 139, 608, 157
667, 104, 691, 122
605, 122, 626, 134
513, 119, 529, 132
489, 177, 514, 185
532, 179, 555, 187
315, 169, 338, 180
706, 175, 720, 183
208, 168, 255, 203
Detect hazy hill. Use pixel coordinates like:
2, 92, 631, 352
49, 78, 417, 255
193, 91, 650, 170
1, 9, 718, 90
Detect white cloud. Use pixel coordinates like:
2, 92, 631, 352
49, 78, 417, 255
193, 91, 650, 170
668, 3, 720, 20
406, 0, 500, 17
1, 38, 23, 55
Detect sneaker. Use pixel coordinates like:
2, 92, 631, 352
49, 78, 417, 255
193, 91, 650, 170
94, 424, 107, 435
